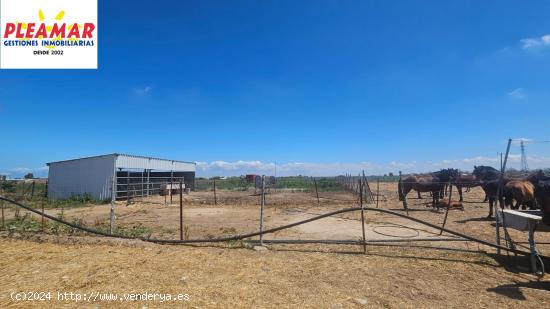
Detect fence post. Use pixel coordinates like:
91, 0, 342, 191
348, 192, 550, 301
31, 181, 35, 198
314, 178, 320, 205
440, 181, 453, 235
0, 185, 4, 230
259, 175, 265, 246
359, 178, 367, 253
376, 177, 380, 208
180, 180, 184, 240
213, 178, 217, 206
495, 138, 513, 255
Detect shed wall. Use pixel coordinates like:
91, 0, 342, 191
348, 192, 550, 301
48, 155, 115, 200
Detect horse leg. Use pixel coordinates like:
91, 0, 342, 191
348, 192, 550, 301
399, 183, 410, 210
488, 197, 494, 218
483, 194, 488, 203
417, 191, 422, 199
457, 186, 463, 202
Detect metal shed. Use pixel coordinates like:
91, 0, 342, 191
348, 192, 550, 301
47, 153, 196, 200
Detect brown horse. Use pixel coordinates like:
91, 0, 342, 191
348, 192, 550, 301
452, 173, 482, 202
526, 171, 550, 225
398, 169, 459, 209
504, 180, 536, 210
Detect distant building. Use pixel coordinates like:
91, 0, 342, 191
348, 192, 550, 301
47, 153, 196, 200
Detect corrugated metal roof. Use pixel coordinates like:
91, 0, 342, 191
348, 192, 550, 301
115, 154, 195, 171
47, 153, 196, 166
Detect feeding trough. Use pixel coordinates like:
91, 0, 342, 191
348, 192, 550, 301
497, 209, 550, 276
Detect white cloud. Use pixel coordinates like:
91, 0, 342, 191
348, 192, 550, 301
520, 34, 550, 50
508, 88, 526, 100
195, 154, 550, 177
134, 86, 153, 96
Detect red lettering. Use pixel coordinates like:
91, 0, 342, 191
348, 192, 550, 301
25, 23, 35, 38
49, 23, 65, 38
15, 23, 24, 38
35, 24, 47, 38
82, 23, 95, 38
3, 23, 15, 37
67, 23, 80, 38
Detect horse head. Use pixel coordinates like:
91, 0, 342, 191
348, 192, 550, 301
473, 165, 500, 181
435, 168, 460, 183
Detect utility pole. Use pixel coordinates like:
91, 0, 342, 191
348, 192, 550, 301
520, 140, 529, 172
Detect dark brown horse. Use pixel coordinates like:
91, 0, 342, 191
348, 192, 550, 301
473, 165, 509, 218
398, 169, 459, 209
526, 170, 550, 225
452, 173, 482, 202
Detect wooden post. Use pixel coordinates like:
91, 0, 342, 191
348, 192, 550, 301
170, 170, 174, 204
179, 180, 184, 240
376, 177, 380, 208
213, 179, 217, 206
313, 178, 320, 205
0, 186, 4, 231
110, 168, 117, 234
41, 181, 48, 231
31, 181, 35, 198
439, 181, 453, 235
259, 175, 265, 246
495, 138, 512, 255
359, 178, 367, 253
41, 186, 46, 231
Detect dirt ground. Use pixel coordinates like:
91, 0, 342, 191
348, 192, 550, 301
1, 182, 550, 307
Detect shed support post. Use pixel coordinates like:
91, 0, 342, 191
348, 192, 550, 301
180, 180, 184, 240
146, 169, 150, 196
110, 168, 117, 234
170, 170, 174, 204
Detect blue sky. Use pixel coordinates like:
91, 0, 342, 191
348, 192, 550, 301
1, 0, 550, 177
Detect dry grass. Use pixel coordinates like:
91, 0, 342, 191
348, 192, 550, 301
0, 237, 549, 308
1, 184, 550, 307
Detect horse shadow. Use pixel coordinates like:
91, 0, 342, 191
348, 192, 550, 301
485, 253, 550, 300
455, 217, 494, 224
388, 208, 441, 213
487, 281, 550, 300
